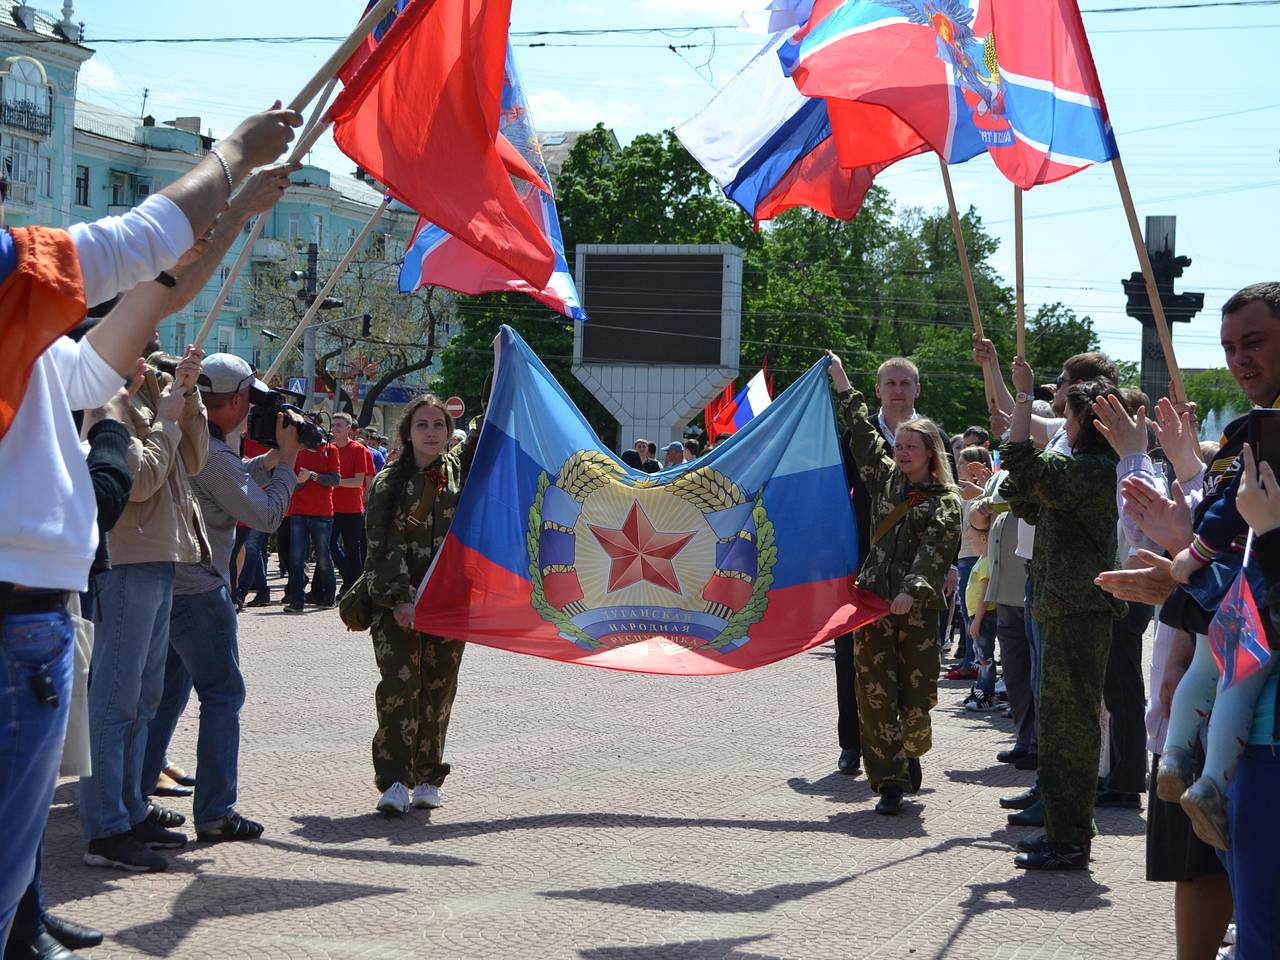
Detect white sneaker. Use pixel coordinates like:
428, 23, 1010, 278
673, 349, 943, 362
411, 784, 442, 809
376, 782, 410, 815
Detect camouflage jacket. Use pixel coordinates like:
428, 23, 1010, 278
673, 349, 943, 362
998, 439, 1125, 622
364, 435, 476, 610
839, 388, 962, 609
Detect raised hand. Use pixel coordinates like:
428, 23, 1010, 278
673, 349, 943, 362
1092, 393, 1147, 458
1121, 476, 1193, 555
225, 102, 303, 169
231, 163, 300, 217
1011, 355, 1034, 396
825, 350, 851, 393
173, 345, 203, 395
1095, 549, 1178, 604
1237, 444, 1280, 536
1152, 397, 1203, 483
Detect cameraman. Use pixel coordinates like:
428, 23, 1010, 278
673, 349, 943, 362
141, 355, 300, 844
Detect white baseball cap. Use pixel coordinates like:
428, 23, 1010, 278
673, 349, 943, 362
198, 353, 271, 399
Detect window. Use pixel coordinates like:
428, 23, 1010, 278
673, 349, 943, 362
109, 171, 129, 206
346, 228, 356, 249
136, 180, 150, 198
311, 214, 324, 248
287, 214, 300, 244
4, 59, 46, 109
173, 321, 188, 354
38, 155, 51, 198
1, 134, 38, 201
74, 165, 89, 206
219, 266, 231, 285
217, 327, 232, 353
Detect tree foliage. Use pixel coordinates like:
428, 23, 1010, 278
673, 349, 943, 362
1184, 368, 1248, 418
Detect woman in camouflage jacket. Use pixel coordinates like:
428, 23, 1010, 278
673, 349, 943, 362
827, 352, 962, 815
363, 394, 476, 816
998, 356, 1125, 871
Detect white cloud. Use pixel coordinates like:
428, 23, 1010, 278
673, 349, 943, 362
528, 90, 645, 131
78, 58, 124, 95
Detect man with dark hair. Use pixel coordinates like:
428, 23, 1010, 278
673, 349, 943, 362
683, 438, 700, 462
962, 426, 991, 449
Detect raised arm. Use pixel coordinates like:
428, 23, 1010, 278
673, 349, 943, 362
825, 350, 892, 488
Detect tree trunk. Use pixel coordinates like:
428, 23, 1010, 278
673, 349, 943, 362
356, 351, 436, 427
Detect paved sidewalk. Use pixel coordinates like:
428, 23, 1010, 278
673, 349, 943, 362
42, 603, 1170, 959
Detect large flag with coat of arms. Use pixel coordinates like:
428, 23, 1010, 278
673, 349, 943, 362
782, 0, 1119, 189
413, 326, 887, 675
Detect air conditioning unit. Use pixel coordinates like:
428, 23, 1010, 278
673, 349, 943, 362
237, 316, 251, 329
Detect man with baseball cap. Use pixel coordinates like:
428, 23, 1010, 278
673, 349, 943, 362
139, 354, 302, 847
662, 441, 685, 469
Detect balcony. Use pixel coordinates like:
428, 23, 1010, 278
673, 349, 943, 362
252, 237, 289, 262
5, 179, 34, 205
0, 100, 52, 137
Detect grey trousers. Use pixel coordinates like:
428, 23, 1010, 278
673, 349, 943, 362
997, 602, 1037, 753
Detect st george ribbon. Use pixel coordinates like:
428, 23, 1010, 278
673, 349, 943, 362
413, 326, 888, 675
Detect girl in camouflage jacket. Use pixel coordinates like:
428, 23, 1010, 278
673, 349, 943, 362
998, 356, 1124, 871
827, 353, 962, 814
363, 394, 477, 816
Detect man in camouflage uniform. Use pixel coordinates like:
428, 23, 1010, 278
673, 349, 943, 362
364, 416, 472, 813
833, 366, 962, 811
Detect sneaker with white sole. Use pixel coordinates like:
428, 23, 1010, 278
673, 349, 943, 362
411, 784, 442, 809
376, 782, 410, 815
965, 693, 1000, 712
84, 832, 167, 872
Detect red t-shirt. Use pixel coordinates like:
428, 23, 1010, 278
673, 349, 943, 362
333, 440, 375, 514
242, 436, 271, 459
288, 443, 341, 517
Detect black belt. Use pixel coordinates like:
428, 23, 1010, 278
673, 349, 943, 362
0, 585, 70, 615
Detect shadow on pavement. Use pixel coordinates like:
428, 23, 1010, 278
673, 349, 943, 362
111, 873, 405, 957
784, 770, 872, 801
256, 836, 479, 869
578, 934, 780, 959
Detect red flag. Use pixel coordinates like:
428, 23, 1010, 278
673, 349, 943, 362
328, 0, 555, 288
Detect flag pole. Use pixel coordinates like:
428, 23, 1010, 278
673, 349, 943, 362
192, 79, 339, 351
264, 196, 391, 382
1015, 186, 1026, 360
939, 157, 997, 410
1111, 156, 1186, 404
288, 0, 400, 114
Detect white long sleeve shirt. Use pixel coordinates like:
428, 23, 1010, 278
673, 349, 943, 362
0, 195, 194, 592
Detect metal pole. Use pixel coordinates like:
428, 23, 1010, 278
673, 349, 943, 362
301, 243, 318, 405
333, 337, 348, 415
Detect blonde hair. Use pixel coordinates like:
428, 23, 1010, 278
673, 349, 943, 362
877, 357, 920, 382
896, 416, 954, 487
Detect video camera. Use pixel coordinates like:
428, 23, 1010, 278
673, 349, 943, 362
245, 387, 329, 451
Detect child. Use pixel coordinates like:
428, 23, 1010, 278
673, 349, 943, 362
964, 526, 1000, 712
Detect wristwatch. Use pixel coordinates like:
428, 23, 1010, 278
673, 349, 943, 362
1015, 392, 1033, 404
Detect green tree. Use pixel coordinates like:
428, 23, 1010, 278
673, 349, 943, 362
1184, 368, 1247, 418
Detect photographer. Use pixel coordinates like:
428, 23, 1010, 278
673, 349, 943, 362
141, 355, 300, 844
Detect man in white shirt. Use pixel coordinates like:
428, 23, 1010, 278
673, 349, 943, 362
0, 105, 301, 938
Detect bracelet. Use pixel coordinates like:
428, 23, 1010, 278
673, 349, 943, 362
208, 144, 234, 197
155, 271, 177, 288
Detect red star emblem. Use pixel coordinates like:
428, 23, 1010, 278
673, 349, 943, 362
588, 501, 697, 594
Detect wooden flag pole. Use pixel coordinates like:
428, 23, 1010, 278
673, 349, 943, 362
939, 157, 997, 410
192, 79, 339, 351
1112, 156, 1186, 404
1015, 186, 1026, 360
289, 0, 399, 114
264, 196, 391, 382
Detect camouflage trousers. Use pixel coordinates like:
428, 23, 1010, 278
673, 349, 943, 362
370, 610, 465, 791
1039, 613, 1112, 848
852, 608, 941, 792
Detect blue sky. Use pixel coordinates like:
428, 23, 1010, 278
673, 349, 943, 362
76, 0, 1280, 373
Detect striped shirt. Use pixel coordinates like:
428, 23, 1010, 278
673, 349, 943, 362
174, 432, 297, 596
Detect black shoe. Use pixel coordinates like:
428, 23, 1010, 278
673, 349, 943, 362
42, 913, 103, 951
999, 786, 1041, 810
147, 804, 186, 828
1013, 752, 1039, 771
1016, 832, 1048, 854
1007, 799, 1045, 827
246, 593, 273, 608
1014, 841, 1089, 871
284, 604, 305, 613
84, 833, 166, 872
837, 748, 861, 775
1094, 788, 1142, 809
997, 746, 1029, 764
874, 786, 904, 816
131, 812, 187, 850
196, 811, 264, 844
907, 757, 922, 794
6, 931, 74, 960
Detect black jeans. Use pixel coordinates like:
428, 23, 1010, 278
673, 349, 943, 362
330, 511, 367, 592
1103, 601, 1152, 794
833, 633, 860, 751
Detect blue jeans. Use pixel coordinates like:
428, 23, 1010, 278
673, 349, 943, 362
287, 515, 335, 607
142, 585, 245, 827
0, 607, 73, 935
972, 612, 998, 698
142, 642, 193, 792
1226, 746, 1280, 959
955, 556, 978, 667
80, 562, 174, 841
236, 529, 269, 600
